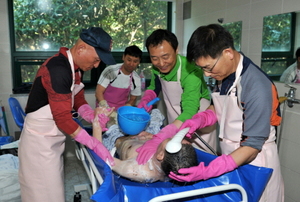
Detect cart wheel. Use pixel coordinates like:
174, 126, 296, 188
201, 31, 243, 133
73, 192, 81, 202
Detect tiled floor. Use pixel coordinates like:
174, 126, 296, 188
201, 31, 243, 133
64, 156, 91, 202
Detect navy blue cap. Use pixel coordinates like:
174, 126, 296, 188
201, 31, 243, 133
80, 27, 116, 65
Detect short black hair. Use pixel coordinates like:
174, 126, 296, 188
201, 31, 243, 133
124, 45, 143, 60
145, 29, 178, 52
161, 144, 198, 176
187, 23, 234, 62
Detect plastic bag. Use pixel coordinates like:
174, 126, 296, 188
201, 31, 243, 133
90, 149, 272, 202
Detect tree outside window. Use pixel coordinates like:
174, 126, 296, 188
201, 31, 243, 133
10, 0, 170, 90
261, 12, 295, 80
223, 21, 242, 52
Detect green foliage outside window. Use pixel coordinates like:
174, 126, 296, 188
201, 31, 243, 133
261, 12, 295, 80
11, 0, 169, 87
13, 0, 168, 52
223, 21, 242, 51
262, 13, 292, 52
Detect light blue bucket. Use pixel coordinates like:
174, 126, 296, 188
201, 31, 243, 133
117, 98, 160, 135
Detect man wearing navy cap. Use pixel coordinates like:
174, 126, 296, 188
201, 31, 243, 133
18, 27, 116, 202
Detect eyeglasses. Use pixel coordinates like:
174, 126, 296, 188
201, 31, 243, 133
199, 54, 222, 73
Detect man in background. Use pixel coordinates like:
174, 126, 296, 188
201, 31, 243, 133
96, 45, 142, 109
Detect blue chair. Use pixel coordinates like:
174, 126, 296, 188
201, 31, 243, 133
8, 97, 26, 131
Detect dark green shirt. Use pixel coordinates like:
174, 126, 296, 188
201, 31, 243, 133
148, 54, 210, 122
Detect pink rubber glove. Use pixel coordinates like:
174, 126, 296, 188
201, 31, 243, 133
169, 154, 237, 182
136, 123, 179, 165
74, 128, 115, 166
77, 104, 110, 131
137, 90, 157, 112
179, 109, 217, 138
97, 113, 110, 132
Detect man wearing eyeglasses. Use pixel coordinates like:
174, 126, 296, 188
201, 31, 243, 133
169, 24, 284, 202
135, 29, 217, 165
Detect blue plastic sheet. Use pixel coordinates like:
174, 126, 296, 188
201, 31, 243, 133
0, 136, 14, 146
89, 148, 272, 202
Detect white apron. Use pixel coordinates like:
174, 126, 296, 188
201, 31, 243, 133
211, 55, 284, 202
159, 56, 217, 153
18, 50, 84, 202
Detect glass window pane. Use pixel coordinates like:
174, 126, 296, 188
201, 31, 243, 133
261, 59, 288, 75
13, 0, 168, 52
137, 63, 153, 80
262, 13, 292, 52
223, 21, 242, 51
82, 71, 91, 82
136, 63, 153, 88
21, 64, 40, 83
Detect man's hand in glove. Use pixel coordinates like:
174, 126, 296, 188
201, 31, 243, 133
169, 154, 237, 182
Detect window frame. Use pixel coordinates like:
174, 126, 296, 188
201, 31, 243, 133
8, 0, 172, 93
260, 12, 296, 81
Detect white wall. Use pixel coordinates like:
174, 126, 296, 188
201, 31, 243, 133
177, 0, 300, 63
275, 82, 300, 202
1, 0, 300, 201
